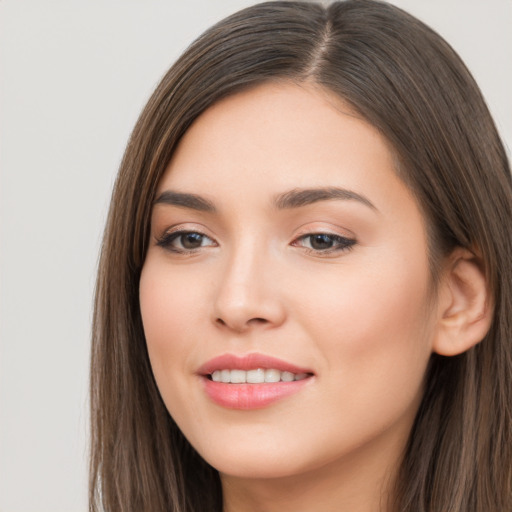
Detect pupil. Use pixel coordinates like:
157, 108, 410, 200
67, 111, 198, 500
311, 234, 333, 250
182, 233, 203, 249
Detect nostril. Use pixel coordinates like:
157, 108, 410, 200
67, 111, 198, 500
215, 316, 269, 330
250, 318, 268, 324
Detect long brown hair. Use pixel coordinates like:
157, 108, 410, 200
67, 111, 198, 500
90, 1, 512, 510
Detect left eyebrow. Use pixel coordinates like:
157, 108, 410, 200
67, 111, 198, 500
273, 187, 378, 212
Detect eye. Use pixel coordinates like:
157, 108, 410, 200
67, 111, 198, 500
156, 230, 216, 253
292, 233, 356, 254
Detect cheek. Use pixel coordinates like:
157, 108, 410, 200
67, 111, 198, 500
299, 241, 433, 346
139, 261, 204, 389
140, 260, 205, 323
328, 273, 430, 347
293, 253, 434, 410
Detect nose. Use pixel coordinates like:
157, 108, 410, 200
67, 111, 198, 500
212, 244, 286, 333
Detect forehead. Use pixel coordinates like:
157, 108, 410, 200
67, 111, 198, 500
159, 82, 416, 220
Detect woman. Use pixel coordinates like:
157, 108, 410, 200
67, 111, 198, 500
90, 1, 512, 510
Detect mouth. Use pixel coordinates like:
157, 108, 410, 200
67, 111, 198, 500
208, 368, 311, 383
198, 353, 315, 409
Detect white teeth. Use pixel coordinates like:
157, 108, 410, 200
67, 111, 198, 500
281, 371, 295, 382
230, 370, 246, 383
209, 368, 310, 384
247, 369, 265, 383
265, 369, 280, 383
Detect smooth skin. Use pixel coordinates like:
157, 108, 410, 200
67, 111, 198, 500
139, 82, 491, 512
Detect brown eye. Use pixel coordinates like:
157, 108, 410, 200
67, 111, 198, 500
180, 232, 206, 249
293, 233, 356, 254
309, 234, 335, 250
156, 230, 216, 253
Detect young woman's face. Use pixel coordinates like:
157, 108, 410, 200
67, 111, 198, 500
140, 83, 439, 481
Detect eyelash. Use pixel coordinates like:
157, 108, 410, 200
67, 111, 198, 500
155, 230, 217, 253
155, 230, 356, 256
292, 233, 356, 255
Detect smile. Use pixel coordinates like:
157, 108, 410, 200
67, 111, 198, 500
210, 369, 309, 383
198, 353, 314, 409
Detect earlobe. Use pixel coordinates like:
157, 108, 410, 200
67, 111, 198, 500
433, 248, 493, 357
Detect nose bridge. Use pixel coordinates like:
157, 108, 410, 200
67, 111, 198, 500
213, 235, 285, 332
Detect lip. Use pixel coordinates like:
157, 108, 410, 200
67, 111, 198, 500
198, 353, 314, 410
197, 352, 312, 375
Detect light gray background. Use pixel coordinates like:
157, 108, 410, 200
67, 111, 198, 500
1, 1, 510, 511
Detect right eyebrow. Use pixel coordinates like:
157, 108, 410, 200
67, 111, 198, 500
153, 191, 216, 213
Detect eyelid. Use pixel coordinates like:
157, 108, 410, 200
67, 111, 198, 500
153, 222, 356, 256
293, 222, 356, 240
154, 223, 218, 253
290, 224, 357, 256
155, 222, 216, 239
292, 233, 356, 251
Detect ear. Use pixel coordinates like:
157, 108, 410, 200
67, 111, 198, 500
433, 248, 493, 356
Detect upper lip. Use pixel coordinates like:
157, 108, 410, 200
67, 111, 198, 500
197, 353, 313, 376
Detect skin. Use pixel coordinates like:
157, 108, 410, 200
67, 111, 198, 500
139, 82, 445, 512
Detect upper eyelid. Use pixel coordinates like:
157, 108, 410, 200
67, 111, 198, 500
295, 232, 354, 241
293, 225, 356, 241
156, 223, 216, 238
293, 233, 356, 247
155, 229, 217, 254
155, 232, 355, 259
152, 223, 216, 242
154, 222, 357, 245
291, 235, 356, 259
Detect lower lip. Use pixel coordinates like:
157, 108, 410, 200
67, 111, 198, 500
202, 377, 312, 410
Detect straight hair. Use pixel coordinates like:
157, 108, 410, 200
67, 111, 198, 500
90, 1, 512, 510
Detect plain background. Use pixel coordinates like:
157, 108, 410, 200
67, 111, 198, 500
0, 1, 510, 511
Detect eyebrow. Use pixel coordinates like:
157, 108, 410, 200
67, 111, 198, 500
273, 187, 377, 211
154, 191, 216, 212
153, 186, 377, 213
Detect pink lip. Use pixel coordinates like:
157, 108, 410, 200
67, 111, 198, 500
197, 353, 314, 410
197, 353, 312, 375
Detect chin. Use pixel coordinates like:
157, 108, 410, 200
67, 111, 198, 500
209, 454, 308, 480
190, 435, 313, 479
